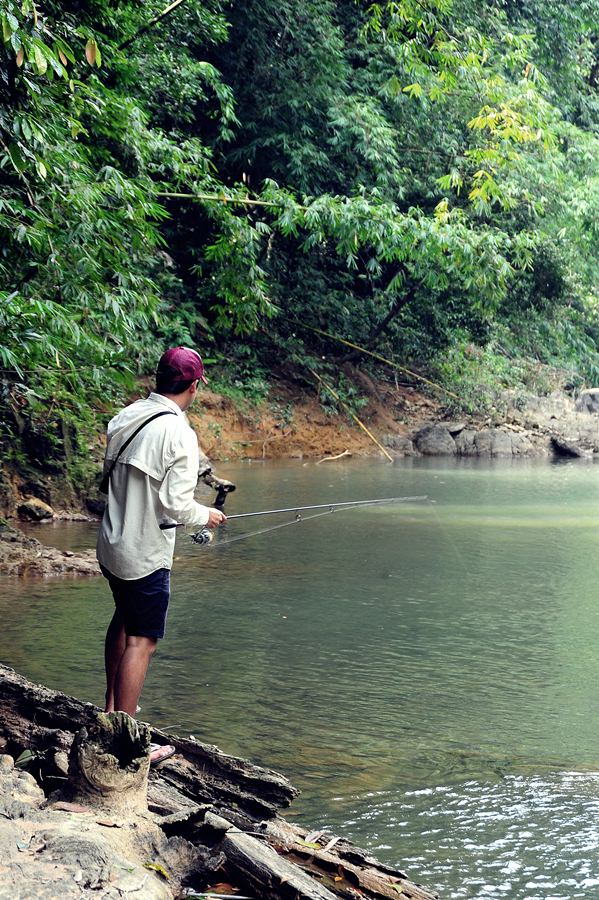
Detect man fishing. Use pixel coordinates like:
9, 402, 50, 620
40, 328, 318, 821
96, 347, 226, 766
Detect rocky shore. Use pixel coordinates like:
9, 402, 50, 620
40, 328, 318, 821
0, 522, 99, 577
0, 665, 439, 900
384, 388, 599, 459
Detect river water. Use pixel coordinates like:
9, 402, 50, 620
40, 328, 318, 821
3, 458, 599, 899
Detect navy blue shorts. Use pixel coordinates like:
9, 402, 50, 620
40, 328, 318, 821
100, 565, 170, 639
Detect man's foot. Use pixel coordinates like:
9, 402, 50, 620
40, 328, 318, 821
149, 743, 176, 766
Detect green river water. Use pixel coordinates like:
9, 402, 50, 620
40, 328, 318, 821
3, 458, 599, 899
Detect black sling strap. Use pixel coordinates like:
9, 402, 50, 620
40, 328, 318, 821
99, 410, 176, 494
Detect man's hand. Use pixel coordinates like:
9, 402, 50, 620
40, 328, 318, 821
206, 508, 227, 528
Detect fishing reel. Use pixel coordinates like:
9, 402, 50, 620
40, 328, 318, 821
191, 527, 214, 545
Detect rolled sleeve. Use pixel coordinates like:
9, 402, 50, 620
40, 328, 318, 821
158, 429, 210, 527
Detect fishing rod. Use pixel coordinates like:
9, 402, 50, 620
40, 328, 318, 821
159, 495, 427, 547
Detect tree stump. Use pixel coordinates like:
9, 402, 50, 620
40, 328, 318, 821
64, 711, 150, 814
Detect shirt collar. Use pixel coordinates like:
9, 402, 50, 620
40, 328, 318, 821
148, 392, 184, 416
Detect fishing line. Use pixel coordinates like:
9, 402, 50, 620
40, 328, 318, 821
204, 507, 340, 549
425, 497, 470, 574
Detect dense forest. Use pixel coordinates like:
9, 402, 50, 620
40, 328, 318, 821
1, 0, 599, 483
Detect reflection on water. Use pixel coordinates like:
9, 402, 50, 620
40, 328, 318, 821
3, 458, 599, 898
340, 772, 599, 899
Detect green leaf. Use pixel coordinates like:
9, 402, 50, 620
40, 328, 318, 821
2, 15, 12, 43
402, 82, 423, 98
15, 749, 37, 768
34, 46, 47, 75
7, 143, 26, 172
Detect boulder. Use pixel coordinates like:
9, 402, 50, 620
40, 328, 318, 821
85, 497, 106, 517
453, 429, 477, 456
550, 436, 589, 458
413, 424, 456, 455
382, 434, 416, 455
444, 421, 467, 436
474, 428, 513, 457
18, 497, 54, 521
454, 428, 535, 458
575, 389, 599, 414
510, 432, 536, 456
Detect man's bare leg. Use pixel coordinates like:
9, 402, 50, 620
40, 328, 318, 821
106, 631, 174, 764
104, 610, 126, 713
112, 636, 174, 764
113, 635, 157, 716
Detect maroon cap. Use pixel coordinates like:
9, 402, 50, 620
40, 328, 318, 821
157, 347, 208, 384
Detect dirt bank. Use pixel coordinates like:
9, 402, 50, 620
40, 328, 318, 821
190, 378, 439, 461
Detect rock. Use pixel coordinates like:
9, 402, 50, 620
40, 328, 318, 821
473, 428, 513, 457
510, 432, 535, 456
413, 424, 456, 455
0, 754, 14, 774
53, 751, 70, 777
18, 497, 54, 521
576, 388, 599, 413
454, 428, 535, 457
85, 497, 106, 517
382, 434, 416, 455
453, 429, 477, 456
550, 436, 589, 458
0, 525, 99, 576
0, 743, 172, 900
444, 421, 467, 435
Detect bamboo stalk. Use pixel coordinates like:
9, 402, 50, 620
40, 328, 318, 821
156, 191, 308, 210
291, 316, 460, 401
309, 369, 394, 462
119, 0, 189, 51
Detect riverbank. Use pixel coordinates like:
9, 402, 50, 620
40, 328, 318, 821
0, 522, 99, 576
3, 372, 599, 532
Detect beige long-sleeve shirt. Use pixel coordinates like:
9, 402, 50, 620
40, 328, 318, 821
96, 392, 210, 580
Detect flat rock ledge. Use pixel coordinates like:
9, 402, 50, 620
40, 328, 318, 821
0, 524, 99, 577
0, 664, 439, 900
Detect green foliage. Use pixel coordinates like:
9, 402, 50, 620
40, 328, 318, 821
2, 0, 599, 484
318, 373, 369, 419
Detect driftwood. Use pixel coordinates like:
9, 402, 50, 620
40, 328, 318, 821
0, 665, 439, 900
315, 450, 352, 464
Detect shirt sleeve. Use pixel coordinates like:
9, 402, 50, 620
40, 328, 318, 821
158, 426, 210, 527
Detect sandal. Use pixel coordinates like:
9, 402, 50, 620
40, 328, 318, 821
149, 742, 176, 766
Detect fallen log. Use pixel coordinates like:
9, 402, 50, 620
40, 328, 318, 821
0, 664, 439, 900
